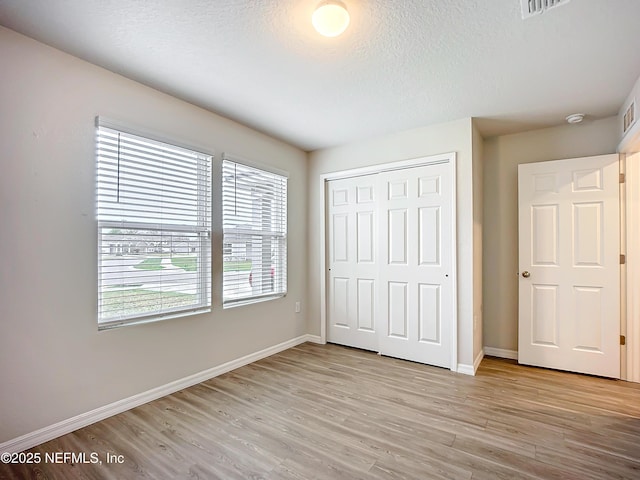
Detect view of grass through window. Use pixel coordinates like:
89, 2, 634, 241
102, 289, 196, 317
132, 256, 198, 272
131, 256, 250, 272
102, 255, 253, 317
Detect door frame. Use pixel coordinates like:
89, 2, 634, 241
318, 152, 458, 371
625, 152, 640, 382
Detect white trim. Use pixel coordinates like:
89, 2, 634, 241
223, 293, 286, 309
450, 155, 458, 372
96, 116, 215, 158
98, 307, 212, 331
222, 152, 289, 178
320, 152, 454, 181
625, 152, 640, 383
304, 334, 325, 344
319, 176, 327, 343
456, 364, 474, 375
474, 348, 484, 373
456, 364, 474, 376
620, 154, 628, 381
457, 348, 484, 376
484, 346, 518, 360
0, 335, 312, 454
318, 153, 458, 370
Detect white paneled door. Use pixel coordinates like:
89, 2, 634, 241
327, 174, 379, 352
377, 164, 453, 368
327, 160, 454, 368
518, 154, 620, 378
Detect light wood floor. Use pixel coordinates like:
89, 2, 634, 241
3, 343, 640, 479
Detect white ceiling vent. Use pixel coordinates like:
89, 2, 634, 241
623, 100, 636, 134
521, 0, 571, 19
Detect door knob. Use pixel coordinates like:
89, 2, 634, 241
522, 271, 530, 278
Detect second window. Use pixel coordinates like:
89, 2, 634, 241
222, 157, 287, 306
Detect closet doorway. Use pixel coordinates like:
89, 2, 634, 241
325, 154, 456, 369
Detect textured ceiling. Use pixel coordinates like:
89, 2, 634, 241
1, 0, 640, 151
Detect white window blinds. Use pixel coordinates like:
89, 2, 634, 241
96, 122, 212, 327
222, 158, 287, 306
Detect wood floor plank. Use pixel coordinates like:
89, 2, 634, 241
535, 443, 640, 480
2, 343, 640, 480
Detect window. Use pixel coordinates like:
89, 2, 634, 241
96, 120, 211, 328
222, 157, 287, 306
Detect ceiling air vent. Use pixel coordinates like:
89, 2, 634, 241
521, 0, 570, 19
623, 100, 636, 134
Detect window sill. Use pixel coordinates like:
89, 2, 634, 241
222, 293, 286, 309
98, 307, 211, 331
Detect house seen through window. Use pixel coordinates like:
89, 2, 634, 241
96, 120, 212, 328
222, 157, 287, 306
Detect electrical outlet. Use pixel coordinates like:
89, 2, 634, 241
295, 301, 301, 313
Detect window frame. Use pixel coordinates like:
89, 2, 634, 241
96, 117, 213, 329
221, 154, 288, 308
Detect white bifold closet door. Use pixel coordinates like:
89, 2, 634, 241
327, 161, 453, 368
327, 173, 379, 352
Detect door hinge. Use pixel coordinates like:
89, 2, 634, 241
621, 335, 626, 346
620, 254, 626, 265
620, 173, 625, 183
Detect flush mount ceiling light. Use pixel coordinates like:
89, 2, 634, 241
566, 113, 585, 124
312, 1, 350, 37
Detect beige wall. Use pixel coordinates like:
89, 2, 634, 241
0, 27, 308, 443
307, 118, 481, 368
482, 117, 619, 352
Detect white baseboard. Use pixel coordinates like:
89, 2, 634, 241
0, 334, 313, 454
474, 349, 484, 373
484, 346, 518, 360
457, 349, 485, 376
456, 363, 475, 376
304, 334, 325, 344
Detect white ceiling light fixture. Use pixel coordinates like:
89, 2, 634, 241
566, 113, 585, 124
312, 1, 350, 37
